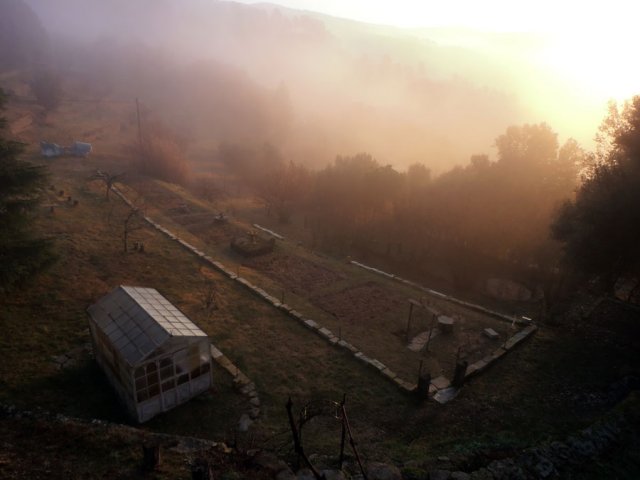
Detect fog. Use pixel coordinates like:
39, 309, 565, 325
17, 0, 570, 172
1, 0, 609, 295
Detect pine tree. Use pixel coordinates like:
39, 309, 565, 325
0, 89, 54, 291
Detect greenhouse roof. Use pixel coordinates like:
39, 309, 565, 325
87, 286, 207, 366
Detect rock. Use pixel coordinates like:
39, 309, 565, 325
320, 469, 346, 480
533, 457, 555, 478
483, 328, 499, 340
296, 468, 315, 480
433, 387, 459, 404
566, 436, 596, 458
429, 469, 451, 480
486, 459, 526, 480
253, 451, 288, 473
366, 462, 402, 480
304, 319, 319, 329
468, 468, 494, 480
381, 368, 398, 381
276, 469, 297, 480
545, 441, 572, 465
237, 414, 252, 432
431, 376, 451, 390
450, 473, 470, 480
400, 465, 428, 480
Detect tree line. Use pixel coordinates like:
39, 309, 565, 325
218, 99, 639, 299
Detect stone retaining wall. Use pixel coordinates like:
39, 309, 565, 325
350, 260, 532, 326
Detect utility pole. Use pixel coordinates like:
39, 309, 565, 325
136, 97, 143, 148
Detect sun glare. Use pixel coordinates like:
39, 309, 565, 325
540, 29, 639, 105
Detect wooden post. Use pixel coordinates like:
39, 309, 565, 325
191, 458, 213, 480
338, 394, 346, 469
452, 360, 468, 388
286, 397, 324, 480
142, 442, 161, 472
341, 403, 367, 479
424, 314, 436, 353
417, 371, 431, 400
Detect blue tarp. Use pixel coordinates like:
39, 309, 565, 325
40, 140, 92, 158
40, 141, 63, 158
70, 141, 92, 157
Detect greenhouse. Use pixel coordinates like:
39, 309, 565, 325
87, 286, 213, 423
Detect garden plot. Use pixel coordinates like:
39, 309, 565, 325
244, 253, 345, 295
128, 177, 535, 389
311, 281, 518, 382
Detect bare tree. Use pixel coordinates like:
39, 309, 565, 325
107, 194, 146, 253
93, 170, 126, 200
122, 206, 145, 253
200, 279, 219, 318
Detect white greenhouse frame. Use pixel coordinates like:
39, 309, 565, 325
87, 286, 213, 423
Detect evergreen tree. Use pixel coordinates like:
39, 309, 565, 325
0, 89, 54, 291
552, 96, 640, 291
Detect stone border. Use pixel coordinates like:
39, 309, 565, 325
210, 345, 261, 424
111, 186, 538, 400
350, 260, 532, 326
252, 223, 285, 240
464, 324, 538, 380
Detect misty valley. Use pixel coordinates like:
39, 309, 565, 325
0, 0, 639, 479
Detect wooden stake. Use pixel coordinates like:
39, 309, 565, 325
286, 398, 324, 480
341, 403, 367, 479
424, 314, 436, 353
338, 394, 346, 469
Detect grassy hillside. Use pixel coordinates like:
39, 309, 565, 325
0, 93, 638, 477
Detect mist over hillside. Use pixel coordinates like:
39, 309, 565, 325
0, 0, 49, 69
16, 0, 590, 171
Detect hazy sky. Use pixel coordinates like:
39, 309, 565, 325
236, 1, 638, 123
234, 1, 638, 92
235, 0, 635, 32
